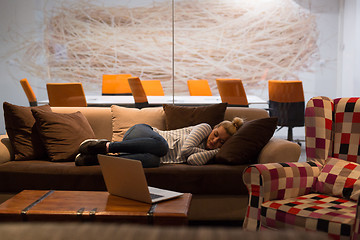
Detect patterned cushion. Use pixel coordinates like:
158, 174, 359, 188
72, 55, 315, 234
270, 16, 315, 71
316, 158, 360, 201
261, 193, 356, 239
333, 98, 360, 163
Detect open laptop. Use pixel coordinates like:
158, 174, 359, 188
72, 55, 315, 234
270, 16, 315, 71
98, 154, 183, 204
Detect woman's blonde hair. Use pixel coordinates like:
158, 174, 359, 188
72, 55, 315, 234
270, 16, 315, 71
215, 117, 244, 136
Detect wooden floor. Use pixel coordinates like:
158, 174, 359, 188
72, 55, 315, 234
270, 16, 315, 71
189, 220, 243, 228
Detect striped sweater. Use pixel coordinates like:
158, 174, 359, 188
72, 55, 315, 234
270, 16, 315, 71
153, 123, 219, 165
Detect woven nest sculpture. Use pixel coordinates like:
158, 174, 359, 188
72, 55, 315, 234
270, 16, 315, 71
9, 0, 319, 94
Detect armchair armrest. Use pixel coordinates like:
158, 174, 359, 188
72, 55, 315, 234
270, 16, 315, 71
242, 161, 322, 231
258, 137, 301, 163
0, 135, 13, 164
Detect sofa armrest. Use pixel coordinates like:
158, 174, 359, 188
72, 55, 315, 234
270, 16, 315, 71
257, 137, 301, 164
0, 135, 13, 164
242, 162, 322, 231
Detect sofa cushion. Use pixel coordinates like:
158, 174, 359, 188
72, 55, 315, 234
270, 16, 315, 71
111, 105, 166, 141
260, 193, 356, 237
315, 157, 360, 201
163, 103, 227, 130
145, 163, 248, 194
0, 160, 248, 195
32, 109, 96, 162
3, 102, 52, 161
215, 117, 278, 165
0, 161, 105, 192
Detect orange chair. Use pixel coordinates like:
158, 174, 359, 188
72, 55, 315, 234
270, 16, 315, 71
141, 80, 165, 96
128, 77, 148, 109
102, 74, 132, 95
46, 83, 87, 107
20, 78, 37, 106
268, 80, 305, 142
187, 79, 212, 96
216, 78, 248, 107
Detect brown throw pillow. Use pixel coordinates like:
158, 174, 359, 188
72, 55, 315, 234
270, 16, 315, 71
163, 103, 228, 130
215, 117, 278, 165
31, 109, 96, 162
3, 102, 52, 161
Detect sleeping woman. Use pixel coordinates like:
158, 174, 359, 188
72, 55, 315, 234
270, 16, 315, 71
75, 117, 244, 168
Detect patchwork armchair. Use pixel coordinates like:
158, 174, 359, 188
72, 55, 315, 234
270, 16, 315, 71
243, 97, 360, 240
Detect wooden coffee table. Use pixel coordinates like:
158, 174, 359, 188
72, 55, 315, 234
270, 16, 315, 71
0, 190, 192, 225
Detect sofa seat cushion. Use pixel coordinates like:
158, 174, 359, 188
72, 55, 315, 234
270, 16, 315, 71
0, 161, 105, 192
0, 161, 248, 195
261, 193, 356, 238
145, 163, 249, 194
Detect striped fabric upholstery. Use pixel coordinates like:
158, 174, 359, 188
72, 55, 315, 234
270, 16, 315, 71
243, 97, 360, 240
154, 123, 214, 165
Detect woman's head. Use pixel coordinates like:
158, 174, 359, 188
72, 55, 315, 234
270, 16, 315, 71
206, 117, 244, 150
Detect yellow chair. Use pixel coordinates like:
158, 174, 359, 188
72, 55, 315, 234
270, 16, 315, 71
268, 80, 305, 142
20, 78, 37, 106
187, 79, 212, 96
46, 83, 87, 107
216, 78, 248, 107
127, 77, 148, 109
141, 80, 165, 96
102, 74, 132, 95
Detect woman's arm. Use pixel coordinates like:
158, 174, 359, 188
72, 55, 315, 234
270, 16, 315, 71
180, 123, 218, 165
187, 148, 219, 165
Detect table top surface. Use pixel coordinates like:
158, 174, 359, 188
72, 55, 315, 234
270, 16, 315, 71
39, 94, 268, 107
0, 190, 192, 217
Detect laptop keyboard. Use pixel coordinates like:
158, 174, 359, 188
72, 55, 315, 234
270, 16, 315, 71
150, 193, 163, 200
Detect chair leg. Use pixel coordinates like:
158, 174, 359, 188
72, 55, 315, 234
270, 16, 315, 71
287, 126, 293, 142
134, 102, 149, 109
29, 101, 38, 107
287, 126, 303, 146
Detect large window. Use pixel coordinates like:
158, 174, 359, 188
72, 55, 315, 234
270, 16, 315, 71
4, 0, 329, 99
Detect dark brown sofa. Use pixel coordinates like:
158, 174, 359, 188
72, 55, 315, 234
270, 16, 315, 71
0, 106, 301, 221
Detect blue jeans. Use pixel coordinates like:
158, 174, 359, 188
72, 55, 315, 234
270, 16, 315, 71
108, 124, 169, 168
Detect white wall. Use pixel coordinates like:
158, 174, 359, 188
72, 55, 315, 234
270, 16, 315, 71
0, 0, 49, 128
0, 0, 354, 134
296, 0, 340, 101
340, 0, 360, 97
